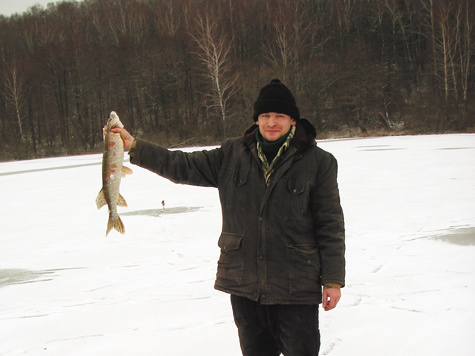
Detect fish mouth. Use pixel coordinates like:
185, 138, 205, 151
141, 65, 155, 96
107, 111, 124, 129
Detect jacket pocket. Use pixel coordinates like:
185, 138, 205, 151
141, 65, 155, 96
284, 178, 308, 221
223, 162, 250, 211
217, 232, 245, 284
287, 244, 321, 295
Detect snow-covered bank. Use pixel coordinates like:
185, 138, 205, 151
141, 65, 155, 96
1, 134, 474, 355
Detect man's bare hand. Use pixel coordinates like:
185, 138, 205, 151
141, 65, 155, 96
110, 127, 135, 151
322, 287, 341, 311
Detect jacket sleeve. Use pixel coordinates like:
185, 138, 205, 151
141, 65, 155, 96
312, 148, 346, 287
130, 139, 223, 187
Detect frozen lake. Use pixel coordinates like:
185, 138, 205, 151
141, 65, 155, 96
1, 134, 474, 355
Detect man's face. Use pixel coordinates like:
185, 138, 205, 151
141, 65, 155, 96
256, 112, 296, 142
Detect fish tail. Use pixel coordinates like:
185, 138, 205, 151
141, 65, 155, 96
106, 214, 125, 236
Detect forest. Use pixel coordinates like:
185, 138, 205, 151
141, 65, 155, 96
0, 0, 473, 161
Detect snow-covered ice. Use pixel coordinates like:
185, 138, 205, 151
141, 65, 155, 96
0, 134, 474, 355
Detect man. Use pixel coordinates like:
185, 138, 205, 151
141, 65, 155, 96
113, 79, 345, 356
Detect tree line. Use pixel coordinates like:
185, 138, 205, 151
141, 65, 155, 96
0, 0, 473, 161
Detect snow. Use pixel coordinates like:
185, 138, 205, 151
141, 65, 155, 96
1, 133, 474, 355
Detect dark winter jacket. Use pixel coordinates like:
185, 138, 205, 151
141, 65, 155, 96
130, 120, 345, 304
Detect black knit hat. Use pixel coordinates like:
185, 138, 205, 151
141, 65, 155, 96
253, 79, 300, 121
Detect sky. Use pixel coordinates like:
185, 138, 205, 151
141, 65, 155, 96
0, 134, 474, 355
0, 0, 76, 17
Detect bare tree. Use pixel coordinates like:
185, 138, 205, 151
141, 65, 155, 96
422, 0, 473, 102
190, 11, 238, 138
334, 0, 358, 52
438, 1, 457, 100
457, 0, 473, 102
5, 65, 26, 140
263, 0, 319, 85
152, 0, 185, 37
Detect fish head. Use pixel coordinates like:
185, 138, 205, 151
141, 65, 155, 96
107, 111, 124, 130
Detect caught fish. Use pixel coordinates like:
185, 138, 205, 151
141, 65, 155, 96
96, 111, 132, 235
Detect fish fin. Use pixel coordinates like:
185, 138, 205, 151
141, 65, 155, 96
121, 166, 133, 177
117, 194, 128, 207
106, 215, 125, 236
96, 188, 107, 209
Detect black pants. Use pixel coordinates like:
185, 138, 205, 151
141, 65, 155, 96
231, 295, 320, 356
